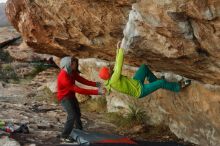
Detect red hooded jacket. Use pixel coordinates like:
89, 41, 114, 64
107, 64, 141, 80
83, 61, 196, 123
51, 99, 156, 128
57, 69, 98, 101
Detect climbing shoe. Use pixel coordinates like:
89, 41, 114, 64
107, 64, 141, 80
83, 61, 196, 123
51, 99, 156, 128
179, 79, 191, 89
160, 75, 165, 80
60, 136, 78, 144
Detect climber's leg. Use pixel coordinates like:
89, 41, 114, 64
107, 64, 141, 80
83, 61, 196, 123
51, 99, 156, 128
133, 64, 157, 84
140, 79, 180, 98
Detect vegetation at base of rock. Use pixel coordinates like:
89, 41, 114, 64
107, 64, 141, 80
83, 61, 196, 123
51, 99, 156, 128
81, 97, 107, 113
24, 65, 49, 79
34, 87, 57, 104
82, 98, 146, 129
104, 104, 146, 129
0, 49, 13, 62
126, 104, 147, 125
106, 109, 146, 129
0, 64, 19, 83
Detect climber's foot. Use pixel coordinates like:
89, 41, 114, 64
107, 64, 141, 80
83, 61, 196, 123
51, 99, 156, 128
179, 79, 191, 89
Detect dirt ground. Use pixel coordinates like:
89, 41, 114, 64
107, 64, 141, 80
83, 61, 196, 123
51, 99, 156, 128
0, 92, 196, 146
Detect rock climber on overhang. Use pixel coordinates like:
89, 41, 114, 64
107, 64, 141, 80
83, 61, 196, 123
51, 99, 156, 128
98, 42, 191, 98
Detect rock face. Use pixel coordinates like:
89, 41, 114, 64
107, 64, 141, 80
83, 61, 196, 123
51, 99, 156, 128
6, 42, 55, 62
0, 27, 20, 47
5, 0, 220, 84
5, 0, 132, 59
120, 0, 220, 85
5, 0, 220, 146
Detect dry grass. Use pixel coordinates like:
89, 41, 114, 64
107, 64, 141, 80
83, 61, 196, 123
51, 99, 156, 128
0, 64, 19, 83
34, 87, 58, 104
25, 65, 48, 79
126, 104, 146, 125
0, 50, 12, 62
104, 104, 147, 129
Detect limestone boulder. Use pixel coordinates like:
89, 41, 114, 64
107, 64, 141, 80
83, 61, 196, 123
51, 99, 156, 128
5, 0, 220, 84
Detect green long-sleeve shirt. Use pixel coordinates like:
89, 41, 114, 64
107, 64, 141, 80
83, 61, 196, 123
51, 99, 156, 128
105, 48, 142, 98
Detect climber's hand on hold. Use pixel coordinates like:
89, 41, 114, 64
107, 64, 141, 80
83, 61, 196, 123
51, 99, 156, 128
116, 41, 122, 53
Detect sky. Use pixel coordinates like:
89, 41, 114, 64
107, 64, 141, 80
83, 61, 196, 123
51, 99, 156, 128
0, 0, 7, 3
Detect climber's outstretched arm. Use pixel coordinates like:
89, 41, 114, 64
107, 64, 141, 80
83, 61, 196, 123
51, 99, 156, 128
110, 46, 124, 83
